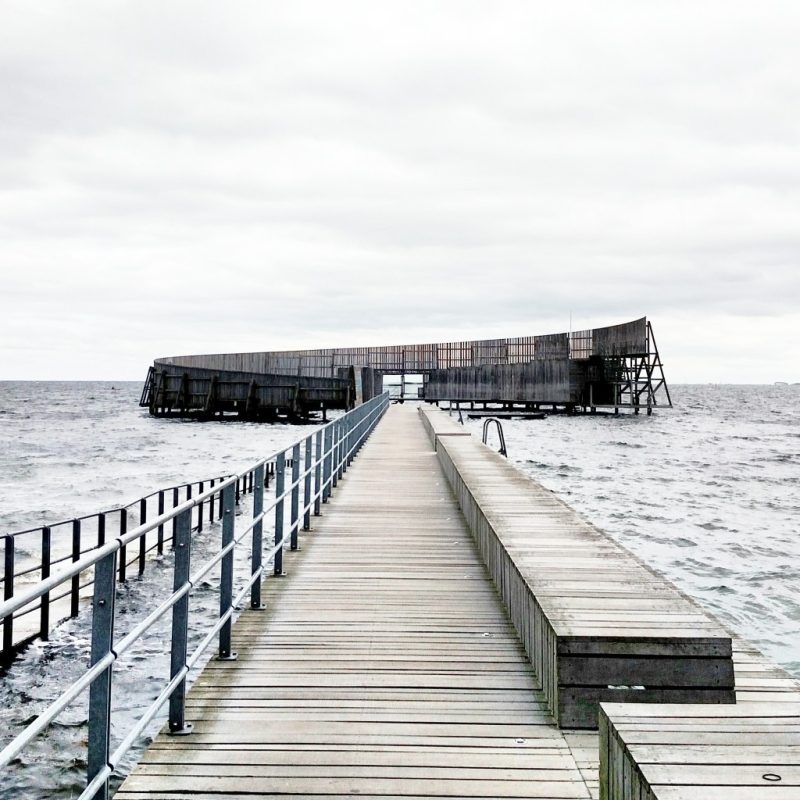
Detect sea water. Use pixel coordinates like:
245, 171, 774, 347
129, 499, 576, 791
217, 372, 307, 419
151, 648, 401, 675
0, 381, 798, 797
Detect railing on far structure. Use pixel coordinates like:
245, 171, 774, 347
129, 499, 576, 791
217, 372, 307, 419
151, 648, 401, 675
1, 467, 281, 663
0, 392, 389, 800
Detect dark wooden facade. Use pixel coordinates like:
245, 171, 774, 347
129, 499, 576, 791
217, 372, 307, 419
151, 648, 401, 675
141, 317, 670, 417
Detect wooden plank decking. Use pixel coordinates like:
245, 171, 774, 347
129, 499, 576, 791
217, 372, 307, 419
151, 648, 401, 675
116, 404, 593, 799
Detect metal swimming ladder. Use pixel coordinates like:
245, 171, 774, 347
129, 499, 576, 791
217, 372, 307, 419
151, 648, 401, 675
482, 418, 507, 457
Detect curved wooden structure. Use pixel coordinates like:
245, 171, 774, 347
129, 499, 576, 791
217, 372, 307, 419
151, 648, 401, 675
140, 316, 671, 418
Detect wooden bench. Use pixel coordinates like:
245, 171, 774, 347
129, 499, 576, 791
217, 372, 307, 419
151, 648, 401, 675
420, 406, 735, 728
600, 700, 800, 799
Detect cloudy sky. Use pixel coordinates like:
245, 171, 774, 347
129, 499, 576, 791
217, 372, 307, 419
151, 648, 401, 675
2, 1, 798, 382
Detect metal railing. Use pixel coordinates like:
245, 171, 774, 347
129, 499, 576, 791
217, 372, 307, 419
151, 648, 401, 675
1, 466, 280, 662
482, 417, 508, 457
0, 392, 389, 800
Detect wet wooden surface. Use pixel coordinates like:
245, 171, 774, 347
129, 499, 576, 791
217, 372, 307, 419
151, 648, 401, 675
116, 404, 593, 799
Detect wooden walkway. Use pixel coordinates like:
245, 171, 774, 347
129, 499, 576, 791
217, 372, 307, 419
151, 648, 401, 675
117, 404, 593, 799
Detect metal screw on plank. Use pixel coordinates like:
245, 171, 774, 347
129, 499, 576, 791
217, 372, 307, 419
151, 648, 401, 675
87, 549, 117, 800
168, 507, 194, 735
218, 483, 238, 660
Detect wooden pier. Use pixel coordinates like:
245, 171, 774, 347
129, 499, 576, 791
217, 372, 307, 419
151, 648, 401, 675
116, 404, 594, 799
5, 400, 797, 799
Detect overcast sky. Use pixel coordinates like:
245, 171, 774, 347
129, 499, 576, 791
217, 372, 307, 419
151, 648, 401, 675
1, 1, 798, 382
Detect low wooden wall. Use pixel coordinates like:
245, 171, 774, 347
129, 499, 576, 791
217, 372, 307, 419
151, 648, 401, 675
420, 406, 735, 728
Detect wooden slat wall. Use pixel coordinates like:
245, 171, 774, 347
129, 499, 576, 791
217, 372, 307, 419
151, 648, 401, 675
153, 317, 649, 378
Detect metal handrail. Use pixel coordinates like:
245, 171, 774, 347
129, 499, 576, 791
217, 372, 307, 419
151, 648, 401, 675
482, 417, 508, 457
0, 391, 390, 800
1, 466, 269, 659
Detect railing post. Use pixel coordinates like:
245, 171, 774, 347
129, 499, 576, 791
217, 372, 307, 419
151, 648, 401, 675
97, 512, 106, 546
290, 443, 300, 550
40, 526, 51, 641
87, 548, 117, 800
3, 536, 14, 656
332, 422, 340, 489
219, 478, 225, 520
337, 419, 345, 481
274, 452, 285, 575
118, 510, 127, 583
209, 479, 215, 523
168, 507, 193, 735
171, 487, 179, 547
197, 482, 204, 532
251, 464, 265, 610
323, 426, 332, 502
157, 491, 165, 555
303, 436, 312, 530
314, 430, 322, 516
340, 411, 346, 475
218, 483, 237, 660
71, 520, 81, 617
137, 499, 147, 576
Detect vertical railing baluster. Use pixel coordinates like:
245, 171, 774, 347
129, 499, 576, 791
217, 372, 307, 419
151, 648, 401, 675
138, 498, 147, 576
251, 464, 265, 610
186, 484, 192, 530
209, 479, 215, 522
235, 476, 240, 505
71, 520, 81, 617
157, 490, 165, 555
337, 419, 345, 480
87, 548, 117, 800
274, 452, 285, 575
218, 483, 237, 660
314, 430, 322, 516
118, 510, 127, 583
332, 421, 340, 490
323, 426, 332, 502
197, 482, 204, 532
171, 487, 179, 547
168, 507, 193, 735
40, 526, 51, 641
303, 436, 312, 531
219, 478, 225, 520
290, 443, 300, 550
98, 513, 106, 546
3, 536, 14, 656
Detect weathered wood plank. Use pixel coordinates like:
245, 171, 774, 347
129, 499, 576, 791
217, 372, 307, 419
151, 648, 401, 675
117, 405, 592, 798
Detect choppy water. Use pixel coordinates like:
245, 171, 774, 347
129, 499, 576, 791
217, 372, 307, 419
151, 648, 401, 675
0, 382, 322, 799
0, 381, 798, 798
462, 384, 800, 673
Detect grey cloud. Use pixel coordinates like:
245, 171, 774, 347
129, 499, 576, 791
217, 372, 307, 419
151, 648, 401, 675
1, 1, 798, 381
